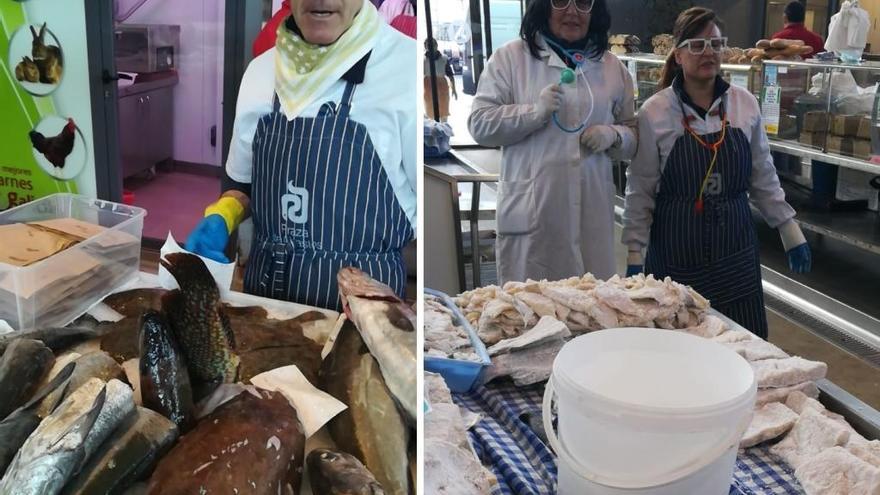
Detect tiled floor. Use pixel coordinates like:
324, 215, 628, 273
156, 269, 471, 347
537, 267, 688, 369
126, 170, 221, 243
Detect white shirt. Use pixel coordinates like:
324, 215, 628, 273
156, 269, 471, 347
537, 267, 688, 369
226, 23, 418, 234
622, 84, 796, 251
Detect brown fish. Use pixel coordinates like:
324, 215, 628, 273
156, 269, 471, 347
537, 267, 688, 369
308, 449, 385, 494
147, 390, 305, 495
99, 316, 142, 363
139, 311, 194, 432
322, 322, 410, 495
160, 253, 239, 389
0, 339, 54, 419
102, 288, 168, 317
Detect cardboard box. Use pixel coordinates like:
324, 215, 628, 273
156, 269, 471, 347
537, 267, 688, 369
857, 116, 873, 140
799, 132, 826, 148
831, 114, 862, 137
825, 136, 872, 159
802, 111, 829, 132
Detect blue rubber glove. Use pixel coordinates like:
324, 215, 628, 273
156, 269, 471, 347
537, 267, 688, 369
185, 214, 230, 263
786, 243, 812, 274
625, 265, 643, 277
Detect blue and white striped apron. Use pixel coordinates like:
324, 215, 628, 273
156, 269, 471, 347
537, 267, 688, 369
645, 108, 768, 338
244, 80, 413, 311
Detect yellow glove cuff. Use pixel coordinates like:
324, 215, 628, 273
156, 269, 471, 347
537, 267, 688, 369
204, 196, 245, 234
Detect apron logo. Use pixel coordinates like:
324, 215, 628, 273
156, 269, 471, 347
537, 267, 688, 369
705, 173, 722, 195
281, 182, 309, 224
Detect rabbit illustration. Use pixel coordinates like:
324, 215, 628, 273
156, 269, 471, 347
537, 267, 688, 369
14, 56, 40, 83
30, 23, 63, 85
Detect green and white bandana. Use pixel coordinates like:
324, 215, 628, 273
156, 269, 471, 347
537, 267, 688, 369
274, 0, 381, 120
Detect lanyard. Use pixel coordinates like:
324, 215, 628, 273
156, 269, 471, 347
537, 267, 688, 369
677, 97, 727, 214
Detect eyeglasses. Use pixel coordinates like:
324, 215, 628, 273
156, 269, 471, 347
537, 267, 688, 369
550, 0, 594, 14
677, 37, 728, 55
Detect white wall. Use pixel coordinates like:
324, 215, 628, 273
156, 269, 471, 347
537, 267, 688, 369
123, 0, 225, 167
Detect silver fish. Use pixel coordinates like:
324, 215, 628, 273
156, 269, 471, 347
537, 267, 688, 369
0, 378, 135, 495
0, 380, 107, 495
0, 362, 74, 477
337, 267, 416, 422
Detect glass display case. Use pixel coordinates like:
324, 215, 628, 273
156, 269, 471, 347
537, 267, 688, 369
618, 53, 762, 110
761, 59, 880, 166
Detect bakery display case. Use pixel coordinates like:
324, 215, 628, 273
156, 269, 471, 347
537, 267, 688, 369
761, 59, 880, 170
618, 53, 761, 110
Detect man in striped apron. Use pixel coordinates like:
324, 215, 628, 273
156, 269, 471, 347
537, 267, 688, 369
622, 8, 810, 338
185, 0, 416, 311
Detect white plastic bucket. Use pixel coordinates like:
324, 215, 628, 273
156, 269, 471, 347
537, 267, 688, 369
542, 328, 756, 494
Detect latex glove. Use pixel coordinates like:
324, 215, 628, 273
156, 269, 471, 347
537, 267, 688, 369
625, 265, 643, 277
185, 214, 230, 263
537, 84, 563, 121
786, 243, 812, 274
580, 125, 619, 153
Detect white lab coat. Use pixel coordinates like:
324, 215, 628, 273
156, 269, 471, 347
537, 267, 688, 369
468, 37, 637, 284
622, 84, 796, 254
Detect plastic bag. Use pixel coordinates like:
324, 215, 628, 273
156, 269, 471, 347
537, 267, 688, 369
424, 119, 454, 158
825, 1, 870, 61
809, 70, 859, 98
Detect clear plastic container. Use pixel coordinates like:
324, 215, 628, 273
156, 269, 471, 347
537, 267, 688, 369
0, 193, 145, 330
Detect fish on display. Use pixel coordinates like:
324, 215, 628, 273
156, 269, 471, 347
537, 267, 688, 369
230, 309, 325, 384
0, 338, 55, 419
37, 350, 127, 417
308, 449, 386, 494
139, 311, 194, 432
100, 316, 143, 364
0, 322, 106, 356
102, 288, 168, 318
321, 321, 410, 495
0, 380, 107, 495
337, 267, 417, 422
147, 389, 305, 495
60, 407, 179, 495
160, 253, 239, 393
0, 362, 74, 477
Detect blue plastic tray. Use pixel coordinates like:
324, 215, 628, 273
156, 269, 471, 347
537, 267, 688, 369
424, 288, 491, 393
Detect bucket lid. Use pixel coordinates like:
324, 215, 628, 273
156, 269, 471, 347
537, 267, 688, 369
552, 328, 756, 425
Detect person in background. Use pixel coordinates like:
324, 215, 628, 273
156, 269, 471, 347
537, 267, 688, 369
623, 7, 811, 339
772, 1, 824, 58
424, 38, 457, 122
252, 1, 291, 58
468, 0, 637, 284
187, 0, 416, 311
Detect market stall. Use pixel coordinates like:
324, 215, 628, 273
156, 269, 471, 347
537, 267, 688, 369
0, 194, 416, 494
425, 273, 880, 494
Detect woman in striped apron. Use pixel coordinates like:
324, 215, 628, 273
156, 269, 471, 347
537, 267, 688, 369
622, 8, 811, 338
185, 0, 416, 311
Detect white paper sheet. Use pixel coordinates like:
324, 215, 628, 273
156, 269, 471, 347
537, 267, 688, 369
250, 365, 347, 438
157, 233, 236, 292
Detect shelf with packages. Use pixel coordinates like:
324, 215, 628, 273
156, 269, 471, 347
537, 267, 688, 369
761, 59, 880, 173
618, 53, 762, 108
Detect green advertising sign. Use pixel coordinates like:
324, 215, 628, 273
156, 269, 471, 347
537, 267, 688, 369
0, 0, 97, 211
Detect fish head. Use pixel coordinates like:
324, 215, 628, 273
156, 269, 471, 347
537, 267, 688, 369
160, 252, 218, 293
307, 449, 386, 494
336, 267, 413, 325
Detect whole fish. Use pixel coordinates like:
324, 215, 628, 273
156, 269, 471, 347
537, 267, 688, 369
61, 407, 178, 495
139, 311, 194, 432
0, 380, 107, 495
0, 362, 74, 477
308, 449, 386, 494
337, 267, 416, 422
0, 324, 105, 356
147, 390, 305, 495
160, 253, 239, 390
38, 350, 127, 417
0, 338, 54, 419
322, 321, 410, 495
103, 288, 168, 318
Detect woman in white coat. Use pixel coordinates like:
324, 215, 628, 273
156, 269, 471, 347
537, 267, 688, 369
622, 8, 811, 338
468, 0, 637, 284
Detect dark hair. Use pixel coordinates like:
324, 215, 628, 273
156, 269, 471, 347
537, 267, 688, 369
520, 0, 611, 60
784, 1, 806, 23
659, 7, 725, 89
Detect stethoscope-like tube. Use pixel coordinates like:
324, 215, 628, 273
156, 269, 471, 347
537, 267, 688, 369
543, 35, 595, 133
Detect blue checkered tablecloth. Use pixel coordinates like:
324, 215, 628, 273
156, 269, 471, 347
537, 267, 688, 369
453, 380, 804, 495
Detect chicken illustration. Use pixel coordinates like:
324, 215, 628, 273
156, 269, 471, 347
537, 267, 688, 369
29, 118, 76, 171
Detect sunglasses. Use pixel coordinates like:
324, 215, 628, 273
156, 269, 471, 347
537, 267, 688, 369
550, 0, 594, 14
676, 37, 728, 55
